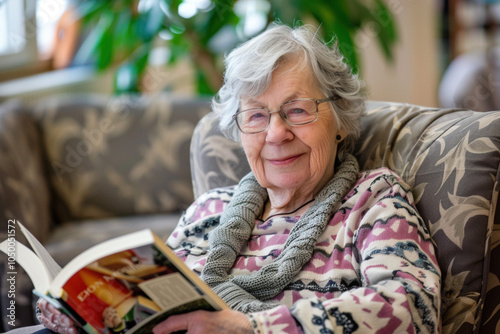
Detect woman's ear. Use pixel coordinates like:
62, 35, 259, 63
336, 128, 348, 142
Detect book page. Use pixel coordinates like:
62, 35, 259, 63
151, 234, 229, 311
138, 272, 201, 310
18, 221, 61, 280
0, 240, 51, 292
50, 229, 156, 294
55, 240, 213, 333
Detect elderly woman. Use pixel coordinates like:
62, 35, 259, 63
39, 24, 441, 334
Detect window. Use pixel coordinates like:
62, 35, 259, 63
36, 0, 68, 56
0, 0, 67, 72
0, 0, 37, 70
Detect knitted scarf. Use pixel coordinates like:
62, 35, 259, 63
201, 153, 359, 313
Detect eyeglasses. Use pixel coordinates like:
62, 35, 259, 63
233, 97, 334, 134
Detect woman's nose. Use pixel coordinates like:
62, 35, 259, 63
266, 112, 292, 142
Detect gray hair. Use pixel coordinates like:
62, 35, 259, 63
212, 24, 365, 160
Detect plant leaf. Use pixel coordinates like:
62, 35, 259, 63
195, 67, 215, 95
114, 62, 139, 94
73, 9, 114, 67
143, 0, 165, 41
330, 19, 359, 73
72, 0, 398, 93
269, 0, 302, 26
198, 1, 238, 45
96, 10, 116, 70
132, 43, 151, 75
368, 0, 398, 61
75, 0, 106, 25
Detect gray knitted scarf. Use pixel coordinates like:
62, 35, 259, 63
201, 153, 359, 313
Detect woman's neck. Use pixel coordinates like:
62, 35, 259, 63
262, 190, 315, 221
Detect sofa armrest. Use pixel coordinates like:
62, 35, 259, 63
356, 101, 500, 333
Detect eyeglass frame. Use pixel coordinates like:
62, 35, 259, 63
232, 97, 337, 134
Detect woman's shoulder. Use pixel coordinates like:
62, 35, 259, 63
339, 167, 417, 219
168, 185, 238, 248
182, 185, 237, 221
357, 167, 409, 187
195, 185, 238, 202
352, 167, 412, 197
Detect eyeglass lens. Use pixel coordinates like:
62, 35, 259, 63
237, 99, 318, 133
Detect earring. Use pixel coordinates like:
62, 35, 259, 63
336, 134, 342, 141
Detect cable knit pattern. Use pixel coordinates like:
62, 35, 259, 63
167, 168, 441, 333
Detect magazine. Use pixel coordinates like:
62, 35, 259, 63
0, 222, 227, 334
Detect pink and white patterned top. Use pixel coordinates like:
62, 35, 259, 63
167, 168, 441, 333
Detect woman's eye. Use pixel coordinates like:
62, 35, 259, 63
245, 110, 268, 123
288, 108, 307, 115
250, 112, 266, 120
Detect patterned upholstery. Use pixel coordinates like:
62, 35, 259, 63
190, 101, 500, 334
0, 94, 211, 330
35, 94, 211, 222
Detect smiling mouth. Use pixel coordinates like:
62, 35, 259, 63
268, 154, 302, 165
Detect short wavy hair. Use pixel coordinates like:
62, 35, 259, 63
212, 24, 365, 160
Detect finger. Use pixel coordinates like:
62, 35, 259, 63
58, 322, 78, 334
38, 299, 50, 317
153, 313, 195, 334
40, 313, 61, 333
55, 314, 78, 334
39, 299, 60, 319
39, 306, 77, 334
40, 301, 74, 324
65, 326, 78, 334
40, 317, 77, 334
45, 300, 60, 315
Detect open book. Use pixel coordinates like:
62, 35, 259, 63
0, 222, 227, 334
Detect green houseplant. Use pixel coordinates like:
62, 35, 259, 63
72, 0, 398, 94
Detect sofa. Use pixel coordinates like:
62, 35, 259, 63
1, 96, 499, 333
0, 93, 211, 330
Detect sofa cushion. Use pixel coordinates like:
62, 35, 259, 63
0, 99, 54, 329
35, 94, 210, 222
45, 213, 182, 266
0, 99, 52, 243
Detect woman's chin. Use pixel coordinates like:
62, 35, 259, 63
264, 173, 311, 191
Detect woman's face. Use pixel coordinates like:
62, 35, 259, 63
240, 59, 346, 197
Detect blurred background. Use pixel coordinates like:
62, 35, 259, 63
0, 0, 498, 110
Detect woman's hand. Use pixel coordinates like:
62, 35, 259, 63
38, 299, 78, 334
152, 309, 253, 334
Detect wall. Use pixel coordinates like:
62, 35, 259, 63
359, 0, 440, 107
